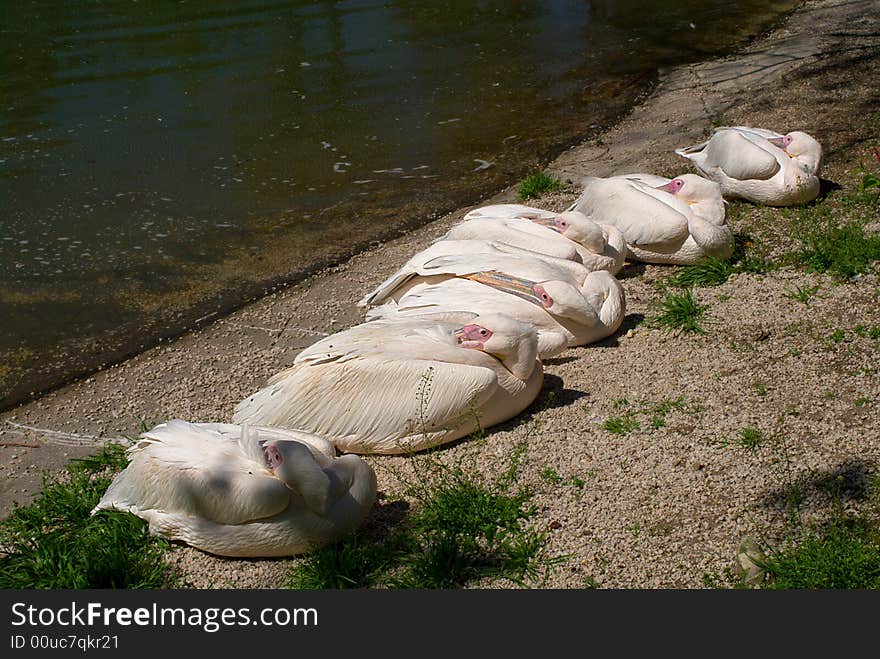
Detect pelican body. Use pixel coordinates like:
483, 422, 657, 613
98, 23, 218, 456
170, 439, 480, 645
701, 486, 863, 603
568, 173, 733, 265
233, 313, 544, 455
447, 204, 626, 274
92, 421, 377, 557
360, 242, 625, 357
675, 127, 822, 206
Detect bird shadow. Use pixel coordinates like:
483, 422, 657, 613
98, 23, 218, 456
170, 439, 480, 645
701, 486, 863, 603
618, 313, 646, 334
535, 373, 588, 410
757, 458, 877, 522
817, 177, 844, 200
616, 262, 646, 280
359, 497, 410, 533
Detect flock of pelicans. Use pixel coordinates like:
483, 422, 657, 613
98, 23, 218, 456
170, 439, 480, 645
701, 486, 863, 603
93, 125, 823, 558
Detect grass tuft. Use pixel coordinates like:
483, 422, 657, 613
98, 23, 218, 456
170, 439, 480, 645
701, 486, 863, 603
601, 413, 640, 435
785, 283, 821, 304
667, 257, 735, 288
0, 443, 178, 589
517, 173, 563, 201
287, 443, 557, 589
738, 427, 767, 451
649, 289, 707, 335
760, 518, 880, 589
786, 197, 880, 279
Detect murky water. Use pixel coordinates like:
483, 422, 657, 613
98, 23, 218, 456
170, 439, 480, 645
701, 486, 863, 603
0, 0, 798, 408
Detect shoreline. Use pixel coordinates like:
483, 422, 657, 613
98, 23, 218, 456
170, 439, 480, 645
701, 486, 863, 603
2, 0, 879, 588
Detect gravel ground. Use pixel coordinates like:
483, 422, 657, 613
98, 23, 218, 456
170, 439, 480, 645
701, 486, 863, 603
2, 0, 879, 588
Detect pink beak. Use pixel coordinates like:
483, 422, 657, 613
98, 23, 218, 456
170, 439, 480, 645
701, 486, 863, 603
454, 324, 492, 349
530, 216, 564, 233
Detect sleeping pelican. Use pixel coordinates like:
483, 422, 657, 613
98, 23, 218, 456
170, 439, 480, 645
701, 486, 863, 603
360, 240, 592, 301
675, 127, 822, 206
360, 245, 624, 357
567, 173, 733, 265
446, 204, 626, 274
92, 421, 377, 557
233, 313, 543, 455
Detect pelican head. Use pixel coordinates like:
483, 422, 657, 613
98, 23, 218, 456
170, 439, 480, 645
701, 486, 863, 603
533, 279, 595, 320
531, 211, 605, 253
455, 313, 539, 380
264, 439, 333, 514
658, 174, 725, 225
783, 131, 822, 175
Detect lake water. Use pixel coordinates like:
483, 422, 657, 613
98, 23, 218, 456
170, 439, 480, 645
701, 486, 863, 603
0, 0, 798, 408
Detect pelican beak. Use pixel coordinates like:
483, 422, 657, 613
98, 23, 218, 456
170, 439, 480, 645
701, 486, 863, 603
463, 270, 544, 306
454, 324, 492, 350
530, 216, 564, 233
655, 180, 678, 193
264, 442, 283, 471
768, 136, 788, 151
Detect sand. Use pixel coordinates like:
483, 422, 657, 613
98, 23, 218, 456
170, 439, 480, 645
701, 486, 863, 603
1, 0, 878, 588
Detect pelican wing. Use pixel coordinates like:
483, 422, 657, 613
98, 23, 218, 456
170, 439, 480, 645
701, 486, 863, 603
463, 204, 558, 221
723, 126, 784, 141
233, 354, 499, 453
293, 317, 458, 367
574, 178, 689, 251
95, 420, 292, 525
388, 279, 537, 320
419, 253, 573, 282
360, 240, 526, 308
443, 219, 581, 261
620, 173, 672, 187
705, 130, 780, 181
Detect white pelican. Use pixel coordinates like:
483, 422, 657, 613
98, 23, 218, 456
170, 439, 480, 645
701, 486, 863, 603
567, 173, 733, 265
360, 244, 625, 357
233, 313, 543, 455
447, 204, 626, 274
675, 127, 822, 206
360, 240, 592, 302
92, 421, 377, 557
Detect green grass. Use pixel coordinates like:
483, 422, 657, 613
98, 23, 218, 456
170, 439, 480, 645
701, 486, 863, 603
785, 283, 821, 304
666, 257, 736, 288
754, 381, 768, 396
601, 413, 640, 435
738, 427, 767, 451
602, 397, 699, 436
287, 443, 558, 589
517, 173, 563, 201
860, 171, 880, 192
760, 518, 880, 589
785, 195, 880, 279
649, 289, 707, 335
0, 443, 178, 589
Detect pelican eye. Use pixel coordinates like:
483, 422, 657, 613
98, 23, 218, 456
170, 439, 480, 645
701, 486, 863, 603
480, 329, 488, 336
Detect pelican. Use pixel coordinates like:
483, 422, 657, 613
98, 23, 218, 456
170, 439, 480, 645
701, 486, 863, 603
359, 240, 592, 301
567, 173, 733, 265
675, 127, 822, 206
92, 421, 377, 557
233, 313, 543, 455
447, 204, 626, 274
360, 244, 625, 357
